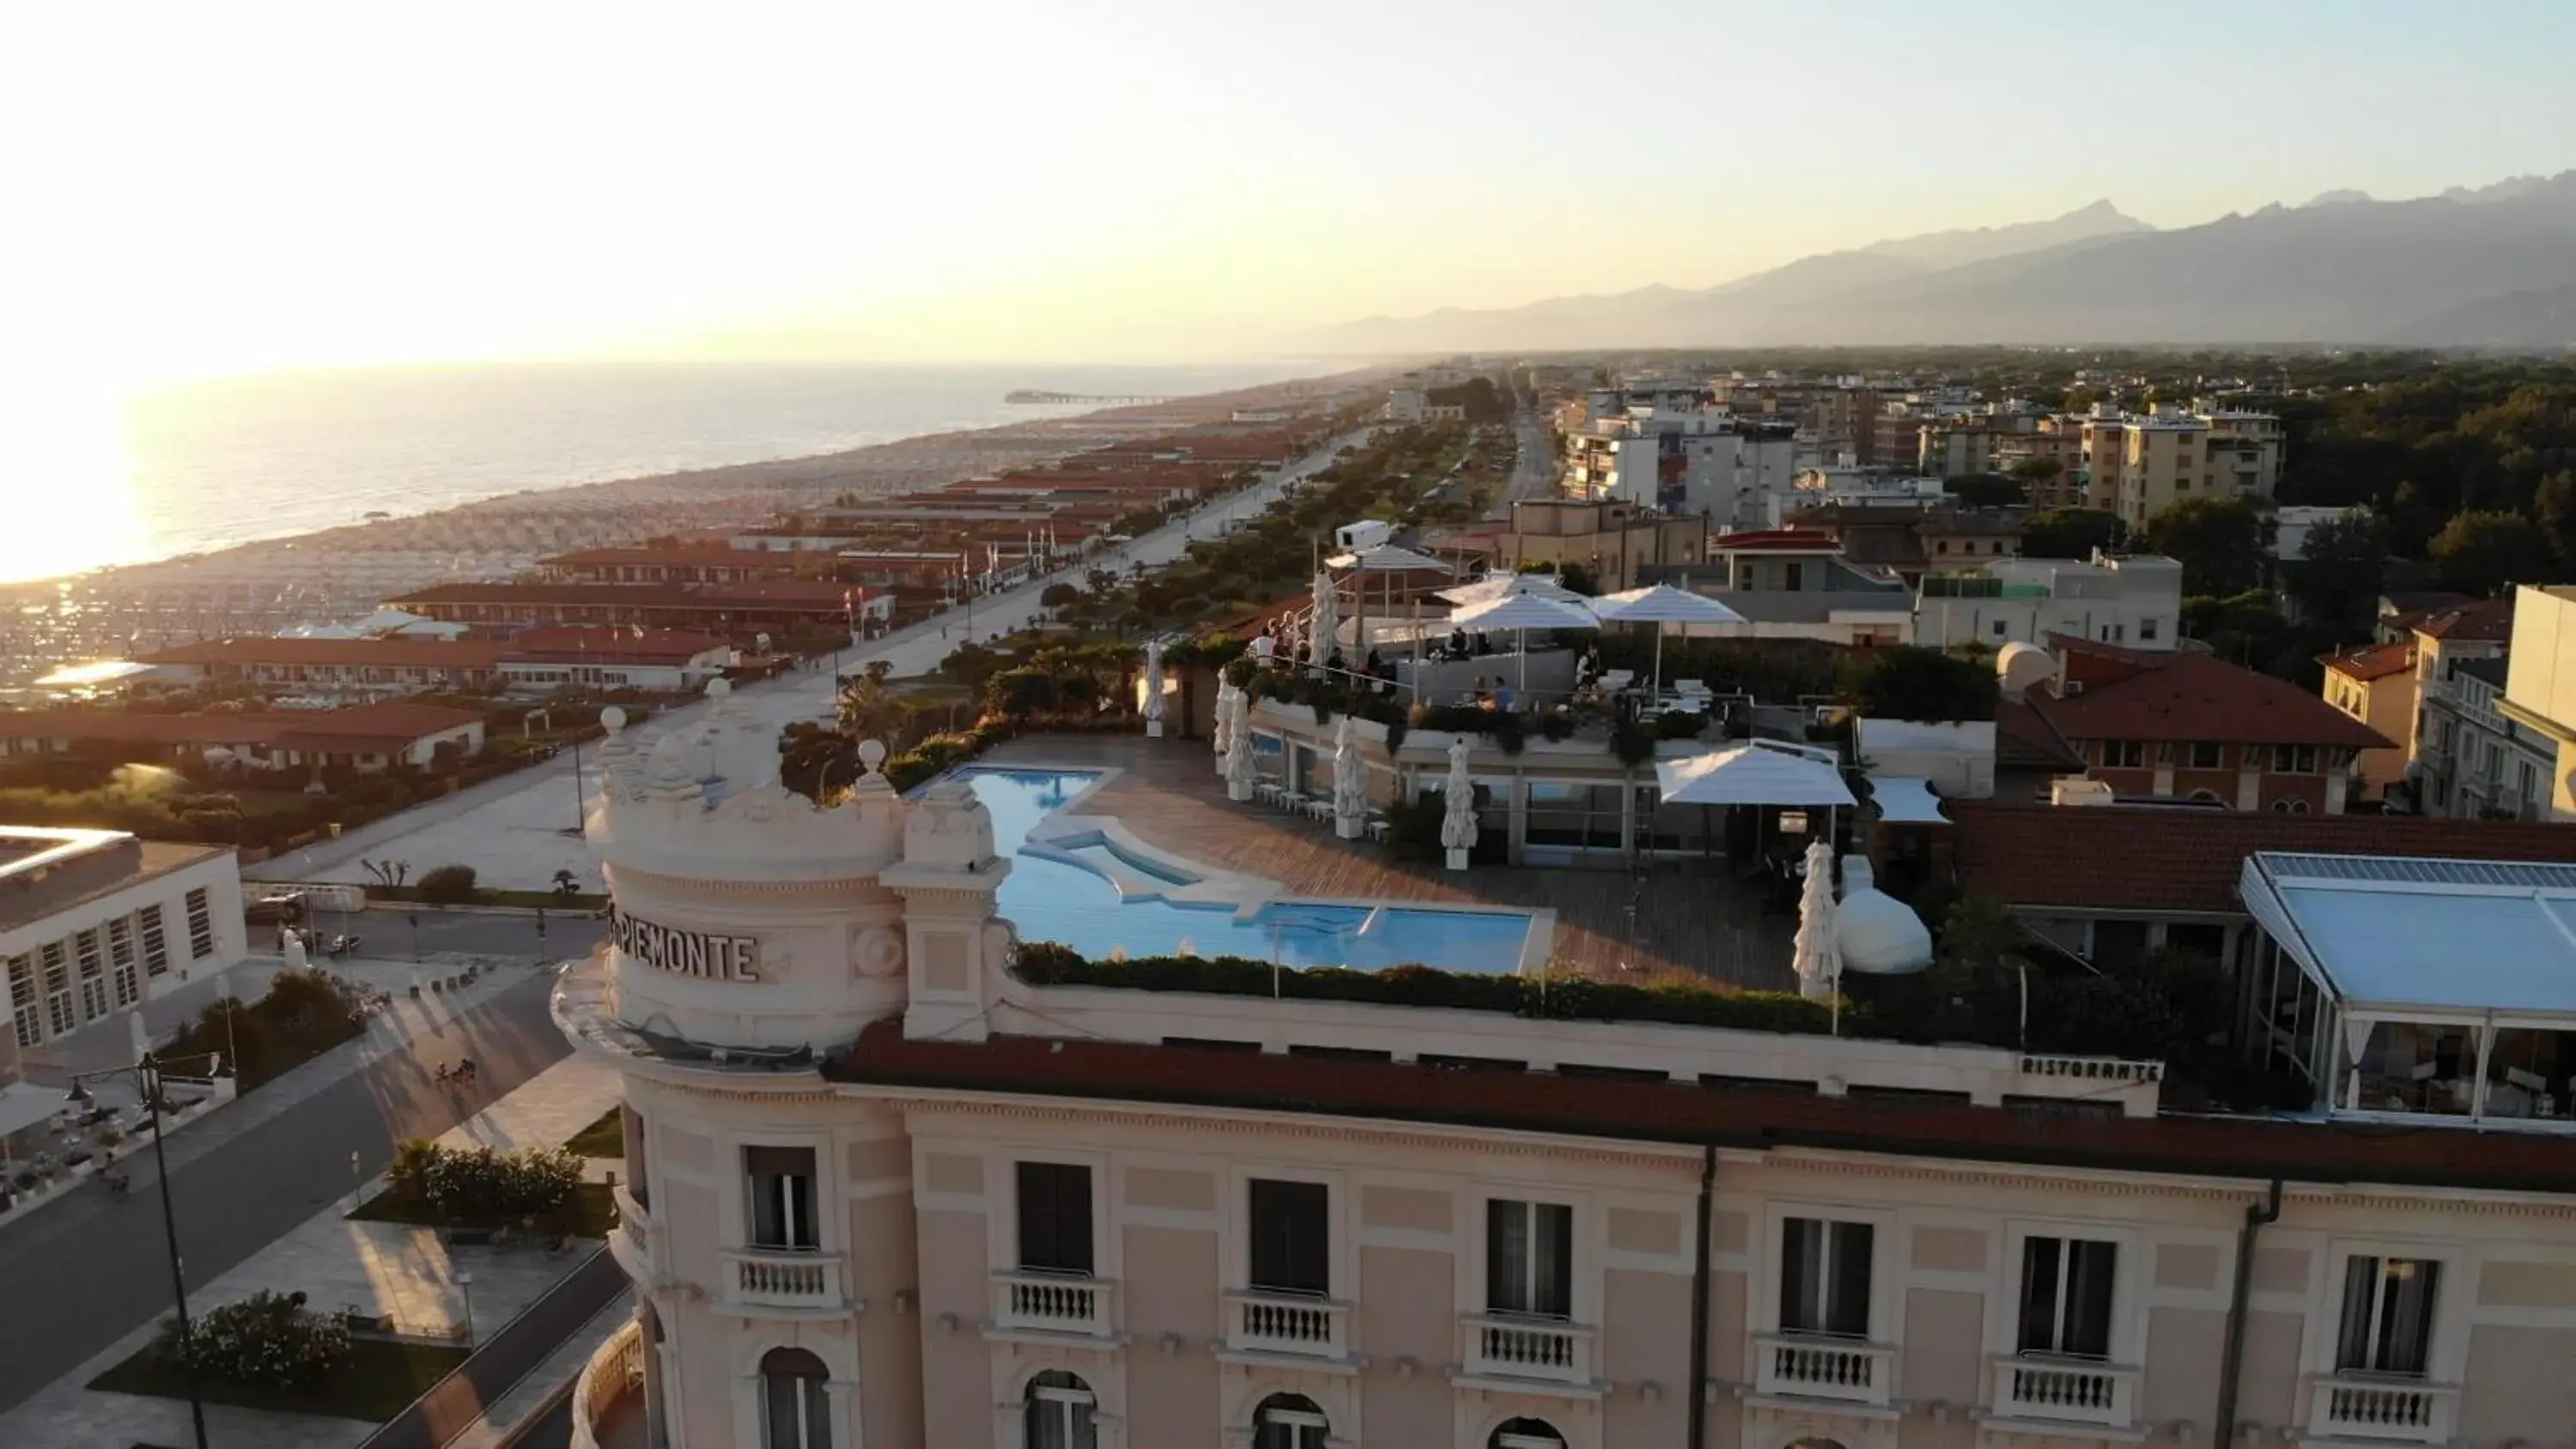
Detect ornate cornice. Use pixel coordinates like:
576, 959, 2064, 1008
611, 863, 898, 900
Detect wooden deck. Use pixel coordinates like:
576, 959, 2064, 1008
980, 733, 1799, 992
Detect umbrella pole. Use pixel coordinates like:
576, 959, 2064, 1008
1519, 629, 1528, 700
1653, 625, 1666, 700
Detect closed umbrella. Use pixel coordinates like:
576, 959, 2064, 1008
1793, 838, 1841, 1007
1439, 737, 1479, 871
1223, 688, 1258, 802
1589, 585, 1747, 698
1210, 679, 1238, 776
1332, 712, 1368, 840
1307, 571, 1340, 672
1448, 588, 1600, 700
1142, 639, 1167, 738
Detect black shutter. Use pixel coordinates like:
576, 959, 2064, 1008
1018, 1161, 1093, 1274
1249, 1179, 1329, 1294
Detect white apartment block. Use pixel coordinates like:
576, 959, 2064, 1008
1565, 409, 1796, 531
2079, 405, 2284, 528
1913, 553, 2184, 653
3, 828, 246, 1061
2499, 584, 2576, 821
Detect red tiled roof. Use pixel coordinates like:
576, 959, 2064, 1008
388, 581, 870, 609
1947, 799, 2576, 914
2319, 640, 2414, 683
2035, 646, 2390, 749
505, 627, 732, 664
0, 703, 480, 749
268, 703, 484, 739
2413, 593, 2515, 642
1992, 698, 2082, 773
827, 1021, 2576, 1195
1708, 530, 1841, 552
538, 545, 814, 569
140, 638, 511, 669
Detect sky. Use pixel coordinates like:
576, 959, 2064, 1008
4, 0, 2574, 386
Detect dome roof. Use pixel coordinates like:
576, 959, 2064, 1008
1996, 640, 2054, 695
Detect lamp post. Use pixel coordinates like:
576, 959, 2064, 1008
458, 1270, 476, 1345
68, 1047, 223, 1449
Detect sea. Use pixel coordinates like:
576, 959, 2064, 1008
39, 361, 1327, 585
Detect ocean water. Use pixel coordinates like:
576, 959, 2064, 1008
39, 361, 1321, 584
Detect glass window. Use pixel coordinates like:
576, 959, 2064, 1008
107, 919, 139, 1009
1487, 1199, 1573, 1318
2018, 1236, 2117, 1358
1253, 1393, 1327, 1449
744, 1146, 817, 1251
1780, 1216, 1873, 1337
185, 888, 216, 958
6, 955, 35, 1048
1017, 1161, 1095, 1275
140, 905, 169, 976
1491, 1417, 1567, 1449
758, 1347, 829, 1449
1024, 1370, 1097, 1449
2336, 1256, 2439, 1376
2271, 744, 2318, 773
1249, 1179, 1330, 1296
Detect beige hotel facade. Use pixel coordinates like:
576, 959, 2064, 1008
556, 686, 2576, 1449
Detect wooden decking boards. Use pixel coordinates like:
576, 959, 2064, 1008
979, 733, 1798, 992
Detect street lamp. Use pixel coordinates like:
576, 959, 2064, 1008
67, 1046, 225, 1449
457, 1271, 476, 1345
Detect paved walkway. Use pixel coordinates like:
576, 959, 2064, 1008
0, 1045, 622, 1448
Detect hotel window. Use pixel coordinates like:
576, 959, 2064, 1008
2139, 618, 2158, 642
1024, 1369, 1097, 1449
744, 1146, 818, 1252
42, 942, 73, 1037
7, 955, 35, 1048
185, 888, 216, 959
2271, 744, 2319, 773
2188, 742, 2224, 769
1487, 1198, 1573, 1319
2017, 1236, 2117, 1359
622, 1106, 651, 1210
2336, 1256, 2439, 1377
2104, 741, 2146, 768
1252, 1393, 1328, 1449
1779, 1217, 1874, 1337
1490, 1416, 1568, 1449
107, 919, 139, 1008
757, 1346, 829, 1449
1248, 1179, 1330, 1297
75, 930, 106, 1022
139, 907, 171, 978
1016, 1161, 1096, 1276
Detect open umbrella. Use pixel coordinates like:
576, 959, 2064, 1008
1437, 572, 1584, 607
1439, 737, 1479, 870
1653, 743, 1856, 809
1448, 587, 1600, 700
1307, 570, 1340, 672
1589, 585, 1747, 698
1793, 838, 1842, 1007
1223, 688, 1258, 802
1332, 712, 1368, 840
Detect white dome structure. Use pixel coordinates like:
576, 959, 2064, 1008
1834, 858, 1933, 975
1996, 640, 2054, 700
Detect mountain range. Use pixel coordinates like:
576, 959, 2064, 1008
1307, 173, 2576, 353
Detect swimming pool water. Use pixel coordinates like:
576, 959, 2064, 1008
954, 767, 1535, 974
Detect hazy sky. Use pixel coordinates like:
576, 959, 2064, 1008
9, 0, 2575, 381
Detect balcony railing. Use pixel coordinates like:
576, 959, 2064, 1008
724, 1247, 848, 1313
1992, 1355, 2138, 1426
1753, 1333, 1895, 1406
991, 1270, 1116, 1340
2308, 1374, 2458, 1442
1224, 1289, 1350, 1361
1462, 1312, 1596, 1386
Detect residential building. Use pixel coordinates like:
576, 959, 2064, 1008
1386, 389, 1430, 422
2499, 584, 2576, 821
1913, 554, 2183, 653
1789, 503, 2024, 584
497, 629, 737, 693
558, 699, 2576, 1449
0, 702, 486, 773
2318, 640, 2416, 801
1492, 500, 1705, 592
2080, 405, 2284, 527
2404, 595, 2524, 817
1990, 418, 2087, 510
1772, 468, 1949, 528
3, 827, 245, 1058
2027, 638, 2388, 812
1643, 532, 1914, 646
1564, 407, 1796, 530
541, 546, 820, 586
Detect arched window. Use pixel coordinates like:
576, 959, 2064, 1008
1254, 1392, 1328, 1449
1491, 1418, 1565, 1449
1024, 1369, 1097, 1449
2188, 789, 2224, 803
2271, 796, 2311, 814
758, 1347, 829, 1449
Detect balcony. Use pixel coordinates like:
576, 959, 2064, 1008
722, 1247, 849, 1315
1460, 1312, 1599, 1393
1990, 1355, 2139, 1428
989, 1270, 1118, 1343
2307, 1374, 2458, 1443
1222, 1289, 1352, 1365
1753, 1333, 1895, 1408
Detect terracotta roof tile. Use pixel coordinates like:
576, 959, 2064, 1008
2320, 640, 2415, 683
2413, 593, 2515, 642
2034, 648, 2390, 749
140, 638, 511, 669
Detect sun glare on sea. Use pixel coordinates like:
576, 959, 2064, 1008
3, 376, 143, 587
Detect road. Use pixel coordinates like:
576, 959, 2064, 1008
1500, 391, 1559, 514
0, 971, 574, 1414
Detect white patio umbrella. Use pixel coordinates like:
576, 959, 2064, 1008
1437, 572, 1583, 607
1589, 585, 1748, 697
1210, 679, 1238, 776
1793, 838, 1842, 1008
1653, 743, 1857, 809
1330, 544, 1455, 680
1306, 570, 1340, 671
1222, 689, 1258, 802
1438, 737, 1479, 870
1332, 712, 1368, 840
1447, 588, 1601, 700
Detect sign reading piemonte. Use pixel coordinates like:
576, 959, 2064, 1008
611, 906, 762, 982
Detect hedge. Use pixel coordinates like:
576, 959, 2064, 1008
1012, 941, 1836, 1034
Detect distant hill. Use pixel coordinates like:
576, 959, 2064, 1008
1304, 173, 2576, 352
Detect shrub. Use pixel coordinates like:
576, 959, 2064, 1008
1655, 709, 1708, 740
389, 1141, 585, 1225
416, 864, 479, 906
158, 1289, 350, 1389
1610, 715, 1656, 766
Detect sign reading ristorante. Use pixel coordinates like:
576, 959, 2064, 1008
611, 906, 762, 982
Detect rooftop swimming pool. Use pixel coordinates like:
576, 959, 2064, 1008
951, 767, 1538, 975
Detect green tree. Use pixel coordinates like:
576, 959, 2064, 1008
2008, 458, 2065, 487
1945, 473, 2028, 509
1836, 646, 1998, 723
2430, 509, 2556, 597
2282, 509, 2389, 636
2534, 470, 2576, 564
833, 670, 908, 745
2021, 508, 2128, 561
2139, 495, 2267, 597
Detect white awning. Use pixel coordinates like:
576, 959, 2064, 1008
1867, 775, 1947, 824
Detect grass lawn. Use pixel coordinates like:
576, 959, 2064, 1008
565, 1106, 623, 1159
91, 1337, 468, 1422
347, 1181, 618, 1238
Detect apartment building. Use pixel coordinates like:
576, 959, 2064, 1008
556, 695, 2576, 1449
2080, 406, 2284, 527
1564, 407, 1797, 530
1990, 419, 2088, 511
2498, 584, 2576, 821
1492, 499, 1705, 593
2318, 640, 2417, 801
1912, 554, 2182, 653
2400, 596, 2526, 817
3, 828, 244, 1057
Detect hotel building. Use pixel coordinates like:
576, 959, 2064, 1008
558, 685, 2576, 1449
3, 827, 245, 1062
